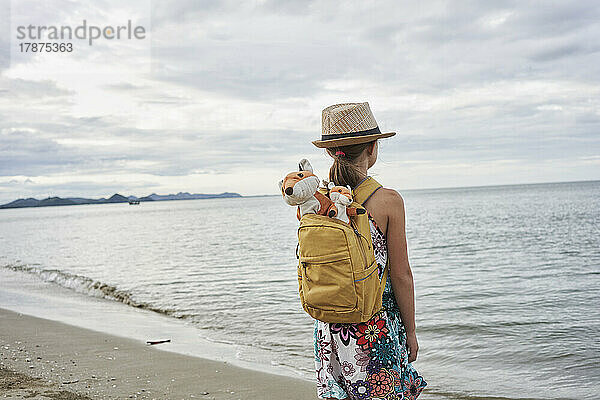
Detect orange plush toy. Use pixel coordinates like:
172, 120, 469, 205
279, 159, 337, 220
327, 182, 366, 224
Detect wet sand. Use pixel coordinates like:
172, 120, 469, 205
0, 308, 315, 399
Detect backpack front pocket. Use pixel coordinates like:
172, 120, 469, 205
300, 255, 358, 311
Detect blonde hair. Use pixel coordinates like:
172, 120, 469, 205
324, 140, 376, 189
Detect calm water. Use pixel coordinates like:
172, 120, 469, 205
1, 180, 599, 399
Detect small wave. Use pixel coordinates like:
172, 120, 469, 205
1, 263, 180, 318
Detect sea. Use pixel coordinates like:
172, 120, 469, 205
1, 180, 598, 400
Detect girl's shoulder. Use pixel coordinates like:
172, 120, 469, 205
363, 187, 395, 236
364, 187, 404, 211
381, 186, 404, 200
363, 187, 404, 237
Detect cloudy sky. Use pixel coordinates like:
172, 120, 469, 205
0, 0, 599, 204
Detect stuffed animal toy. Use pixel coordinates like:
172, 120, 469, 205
279, 159, 337, 220
327, 182, 366, 224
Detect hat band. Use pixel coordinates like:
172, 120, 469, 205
321, 126, 381, 141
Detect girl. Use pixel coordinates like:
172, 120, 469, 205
311, 103, 427, 400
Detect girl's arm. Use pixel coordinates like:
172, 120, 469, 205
384, 189, 419, 362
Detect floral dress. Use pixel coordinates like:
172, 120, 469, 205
313, 212, 427, 400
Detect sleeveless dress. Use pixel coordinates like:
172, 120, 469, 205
313, 212, 427, 400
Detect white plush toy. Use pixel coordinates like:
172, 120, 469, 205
327, 182, 365, 224
279, 159, 337, 220
327, 182, 353, 224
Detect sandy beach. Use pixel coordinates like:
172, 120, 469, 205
0, 308, 315, 399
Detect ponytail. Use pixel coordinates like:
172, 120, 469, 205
324, 140, 376, 189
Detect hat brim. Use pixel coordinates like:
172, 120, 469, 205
312, 131, 396, 148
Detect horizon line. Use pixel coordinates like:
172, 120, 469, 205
396, 177, 600, 193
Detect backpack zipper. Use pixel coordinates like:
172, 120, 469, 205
300, 255, 351, 282
350, 219, 368, 269
300, 261, 310, 281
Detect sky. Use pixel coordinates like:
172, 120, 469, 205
0, 0, 599, 204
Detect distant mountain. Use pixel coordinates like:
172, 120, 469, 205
105, 194, 130, 203
1, 198, 40, 208
37, 197, 78, 207
0, 191, 242, 209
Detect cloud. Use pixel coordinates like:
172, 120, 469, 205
1, 77, 74, 98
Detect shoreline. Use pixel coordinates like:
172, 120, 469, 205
0, 308, 315, 399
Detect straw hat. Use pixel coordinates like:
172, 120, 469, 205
312, 102, 396, 148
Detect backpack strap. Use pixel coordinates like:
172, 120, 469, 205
352, 175, 389, 313
352, 176, 383, 206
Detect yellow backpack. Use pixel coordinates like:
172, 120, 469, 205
296, 176, 388, 323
